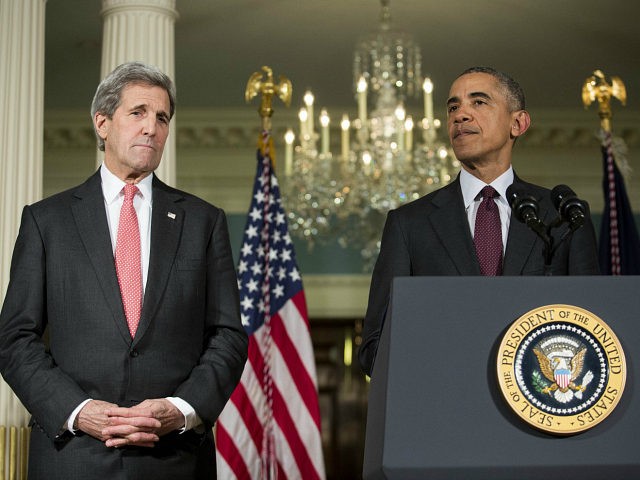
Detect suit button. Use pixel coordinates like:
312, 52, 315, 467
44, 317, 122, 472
130, 349, 139, 357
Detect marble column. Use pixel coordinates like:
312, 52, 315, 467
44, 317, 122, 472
0, 0, 47, 472
99, 0, 179, 186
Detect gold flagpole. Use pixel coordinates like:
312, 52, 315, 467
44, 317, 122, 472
245, 66, 292, 162
242, 66, 293, 479
582, 69, 627, 132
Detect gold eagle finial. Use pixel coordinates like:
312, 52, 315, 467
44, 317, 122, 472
582, 69, 626, 132
245, 66, 292, 131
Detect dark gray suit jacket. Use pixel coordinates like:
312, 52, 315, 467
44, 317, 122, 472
358, 175, 600, 376
0, 171, 248, 479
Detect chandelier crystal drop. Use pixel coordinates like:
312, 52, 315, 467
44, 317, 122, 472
280, 0, 459, 268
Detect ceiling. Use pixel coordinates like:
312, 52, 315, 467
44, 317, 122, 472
44, 0, 639, 119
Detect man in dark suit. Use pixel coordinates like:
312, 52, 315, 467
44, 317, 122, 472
359, 67, 599, 376
0, 62, 248, 478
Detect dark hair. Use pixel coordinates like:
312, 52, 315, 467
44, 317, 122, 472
458, 66, 525, 112
90, 61, 176, 151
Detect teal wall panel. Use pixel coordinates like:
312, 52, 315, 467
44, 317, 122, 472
227, 214, 365, 274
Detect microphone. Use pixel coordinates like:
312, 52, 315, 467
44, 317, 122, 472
551, 184, 586, 231
506, 183, 551, 248
506, 184, 543, 230
507, 183, 553, 271
507, 183, 556, 273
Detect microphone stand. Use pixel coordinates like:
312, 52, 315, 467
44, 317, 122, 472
516, 210, 555, 275
507, 184, 586, 276
542, 221, 557, 276
541, 217, 581, 276
527, 220, 554, 276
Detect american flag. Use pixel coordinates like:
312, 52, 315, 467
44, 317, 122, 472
216, 132, 326, 479
598, 130, 640, 274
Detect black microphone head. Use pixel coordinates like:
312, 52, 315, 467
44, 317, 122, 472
506, 183, 539, 224
505, 184, 518, 208
551, 184, 577, 211
506, 183, 550, 245
551, 184, 587, 229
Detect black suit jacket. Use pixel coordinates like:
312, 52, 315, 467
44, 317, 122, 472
358, 175, 600, 376
0, 171, 248, 479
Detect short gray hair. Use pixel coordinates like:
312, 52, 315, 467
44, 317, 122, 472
458, 66, 525, 112
91, 61, 176, 151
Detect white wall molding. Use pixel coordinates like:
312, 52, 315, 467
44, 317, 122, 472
44, 107, 640, 213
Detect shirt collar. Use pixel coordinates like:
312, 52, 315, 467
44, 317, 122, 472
460, 166, 514, 209
100, 164, 153, 206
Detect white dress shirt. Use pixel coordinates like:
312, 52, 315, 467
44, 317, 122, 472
101, 165, 153, 292
459, 166, 514, 254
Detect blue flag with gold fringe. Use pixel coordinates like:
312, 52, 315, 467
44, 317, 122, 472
598, 130, 640, 274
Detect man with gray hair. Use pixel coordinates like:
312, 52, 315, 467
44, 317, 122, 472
0, 61, 248, 478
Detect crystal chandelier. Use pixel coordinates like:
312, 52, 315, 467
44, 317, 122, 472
281, 0, 459, 267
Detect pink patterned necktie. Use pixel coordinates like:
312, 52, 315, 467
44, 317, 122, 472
115, 184, 142, 337
474, 186, 503, 276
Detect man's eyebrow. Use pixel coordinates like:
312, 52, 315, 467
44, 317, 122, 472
447, 92, 493, 105
128, 103, 169, 118
127, 103, 149, 112
469, 91, 492, 101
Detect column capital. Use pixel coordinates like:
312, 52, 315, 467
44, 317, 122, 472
101, 0, 178, 19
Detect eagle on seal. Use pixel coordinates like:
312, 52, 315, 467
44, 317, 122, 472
533, 347, 588, 403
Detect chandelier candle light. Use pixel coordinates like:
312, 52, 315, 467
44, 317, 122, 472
280, 0, 459, 265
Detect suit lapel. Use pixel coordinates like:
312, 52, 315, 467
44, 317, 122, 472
71, 171, 132, 343
428, 178, 481, 275
503, 216, 535, 275
134, 177, 184, 344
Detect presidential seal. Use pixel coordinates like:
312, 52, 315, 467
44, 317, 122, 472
496, 304, 626, 435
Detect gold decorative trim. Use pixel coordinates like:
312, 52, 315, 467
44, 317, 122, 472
0, 426, 30, 480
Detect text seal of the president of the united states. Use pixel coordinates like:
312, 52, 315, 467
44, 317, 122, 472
497, 304, 626, 435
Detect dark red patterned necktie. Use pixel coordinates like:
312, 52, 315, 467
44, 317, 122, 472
474, 186, 503, 276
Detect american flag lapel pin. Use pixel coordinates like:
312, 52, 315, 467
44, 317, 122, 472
167, 212, 176, 220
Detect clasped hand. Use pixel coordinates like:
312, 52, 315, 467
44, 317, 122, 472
76, 399, 184, 448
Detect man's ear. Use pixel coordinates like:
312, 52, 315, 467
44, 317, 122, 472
511, 110, 531, 138
94, 112, 109, 140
